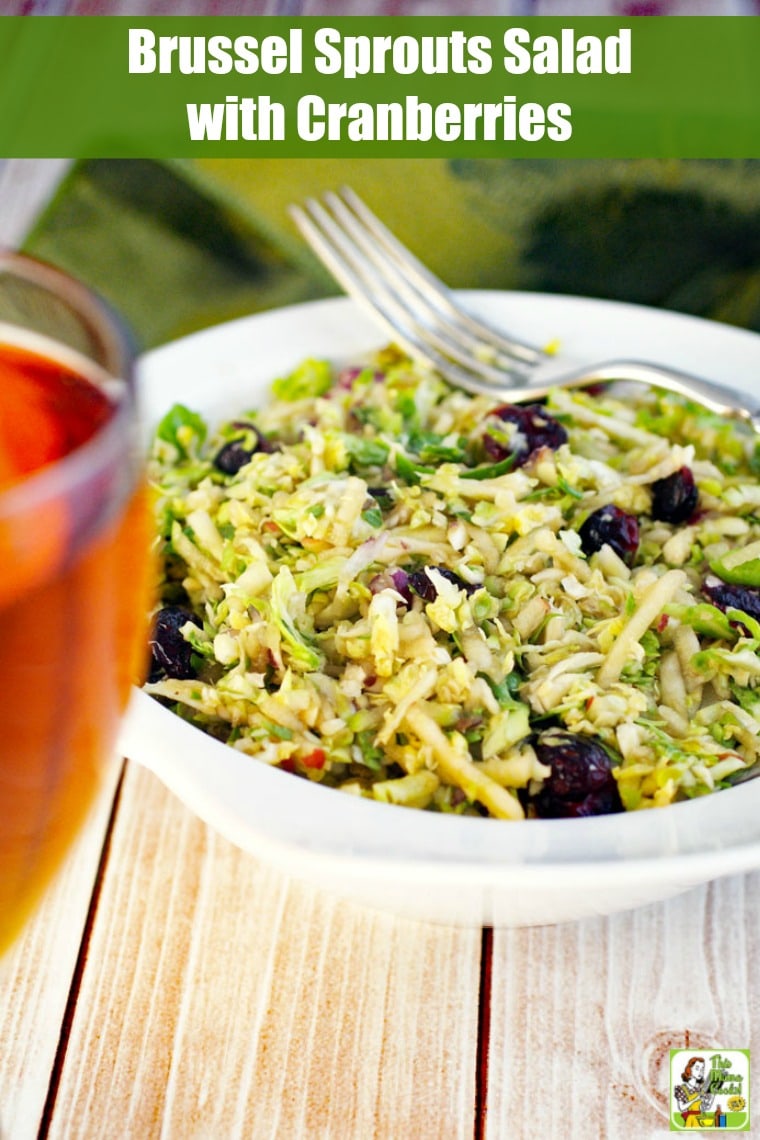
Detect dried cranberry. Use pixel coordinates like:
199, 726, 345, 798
336, 366, 364, 389
703, 576, 760, 622
368, 568, 415, 604
391, 568, 413, 604
408, 569, 437, 602
483, 404, 568, 467
214, 424, 273, 475
531, 731, 623, 818
148, 605, 203, 681
335, 366, 381, 389
214, 439, 254, 475
368, 486, 395, 511
579, 505, 640, 565
650, 466, 699, 524
408, 566, 475, 601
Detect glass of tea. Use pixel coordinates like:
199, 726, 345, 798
0, 252, 152, 952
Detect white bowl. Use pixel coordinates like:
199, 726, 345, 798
120, 292, 760, 927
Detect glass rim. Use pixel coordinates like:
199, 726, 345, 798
0, 251, 138, 521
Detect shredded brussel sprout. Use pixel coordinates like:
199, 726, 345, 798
145, 347, 760, 819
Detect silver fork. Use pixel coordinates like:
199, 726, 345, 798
290, 186, 760, 432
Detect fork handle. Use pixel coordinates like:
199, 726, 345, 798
538, 359, 760, 432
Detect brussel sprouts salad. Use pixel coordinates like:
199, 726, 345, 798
145, 347, 760, 820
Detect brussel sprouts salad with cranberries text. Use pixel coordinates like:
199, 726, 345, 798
146, 346, 760, 820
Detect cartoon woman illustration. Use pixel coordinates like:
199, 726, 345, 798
674, 1056, 714, 1128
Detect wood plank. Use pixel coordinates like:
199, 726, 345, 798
0, 759, 122, 1140
485, 873, 760, 1138
46, 763, 481, 1140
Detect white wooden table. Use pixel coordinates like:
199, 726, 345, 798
1, 160, 758, 1140
2, 756, 758, 1139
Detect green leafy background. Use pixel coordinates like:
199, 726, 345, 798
24, 158, 760, 351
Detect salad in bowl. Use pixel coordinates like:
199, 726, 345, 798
122, 293, 760, 925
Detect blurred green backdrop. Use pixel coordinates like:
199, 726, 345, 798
24, 158, 760, 351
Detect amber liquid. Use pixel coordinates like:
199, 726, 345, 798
0, 341, 152, 950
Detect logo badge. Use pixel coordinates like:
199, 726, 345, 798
670, 1049, 750, 1131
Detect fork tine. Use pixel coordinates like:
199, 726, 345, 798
291, 197, 430, 351
289, 199, 525, 400
312, 193, 527, 380
321, 190, 522, 373
336, 186, 544, 368
292, 193, 540, 389
292, 191, 760, 430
